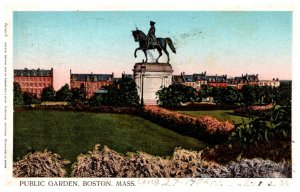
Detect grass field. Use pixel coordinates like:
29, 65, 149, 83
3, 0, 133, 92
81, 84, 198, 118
14, 110, 207, 163
179, 110, 250, 124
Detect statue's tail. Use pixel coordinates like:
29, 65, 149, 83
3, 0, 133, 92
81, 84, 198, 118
166, 38, 176, 54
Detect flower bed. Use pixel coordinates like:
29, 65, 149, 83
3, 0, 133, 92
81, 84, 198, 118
141, 106, 234, 144
234, 103, 274, 115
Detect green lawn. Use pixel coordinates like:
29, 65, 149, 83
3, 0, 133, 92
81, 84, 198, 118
14, 110, 207, 163
179, 110, 250, 124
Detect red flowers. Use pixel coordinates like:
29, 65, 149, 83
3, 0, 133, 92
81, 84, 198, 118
234, 103, 274, 114
142, 106, 234, 143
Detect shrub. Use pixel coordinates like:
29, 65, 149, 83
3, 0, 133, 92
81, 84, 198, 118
141, 106, 234, 144
234, 103, 274, 116
71, 145, 291, 178
13, 150, 70, 177
230, 105, 291, 149
156, 84, 197, 108
13, 82, 24, 106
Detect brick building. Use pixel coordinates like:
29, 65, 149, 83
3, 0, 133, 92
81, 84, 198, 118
14, 68, 53, 98
172, 72, 227, 90
206, 74, 228, 88
228, 74, 259, 89
70, 70, 114, 98
258, 78, 280, 87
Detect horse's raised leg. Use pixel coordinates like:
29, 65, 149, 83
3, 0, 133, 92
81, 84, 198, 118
143, 50, 148, 63
156, 48, 162, 63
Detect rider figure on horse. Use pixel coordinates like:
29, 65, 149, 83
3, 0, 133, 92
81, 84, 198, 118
147, 21, 157, 46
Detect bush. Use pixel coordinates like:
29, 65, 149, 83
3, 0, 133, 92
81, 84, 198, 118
229, 105, 291, 151
14, 82, 24, 106
13, 150, 70, 177
14, 145, 291, 178
141, 106, 234, 144
71, 145, 291, 178
156, 84, 197, 108
101, 78, 140, 107
234, 103, 274, 116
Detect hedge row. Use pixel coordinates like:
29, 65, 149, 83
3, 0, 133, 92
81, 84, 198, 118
165, 103, 241, 111
234, 103, 274, 115
15, 105, 139, 114
140, 106, 234, 144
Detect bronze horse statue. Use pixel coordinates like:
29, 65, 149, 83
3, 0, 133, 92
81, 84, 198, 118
132, 29, 176, 64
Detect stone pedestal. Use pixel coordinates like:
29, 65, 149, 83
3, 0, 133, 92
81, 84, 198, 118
133, 63, 173, 105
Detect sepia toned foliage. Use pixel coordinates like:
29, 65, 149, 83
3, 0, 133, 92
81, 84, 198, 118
71, 144, 291, 178
13, 150, 70, 177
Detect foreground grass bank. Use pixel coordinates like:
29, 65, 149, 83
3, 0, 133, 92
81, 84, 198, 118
14, 110, 207, 163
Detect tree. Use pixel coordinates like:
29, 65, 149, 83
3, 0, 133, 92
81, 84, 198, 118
199, 84, 213, 97
13, 82, 24, 106
71, 84, 86, 102
241, 85, 257, 105
276, 81, 291, 107
262, 86, 275, 104
219, 86, 241, 104
101, 77, 140, 107
88, 94, 103, 106
156, 84, 197, 107
212, 87, 222, 103
56, 84, 72, 102
23, 92, 39, 105
41, 86, 56, 102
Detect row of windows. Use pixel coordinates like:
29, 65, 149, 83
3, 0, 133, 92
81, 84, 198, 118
15, 77, 52, 82
18, 82, 51, 88
22, 88, 42, 95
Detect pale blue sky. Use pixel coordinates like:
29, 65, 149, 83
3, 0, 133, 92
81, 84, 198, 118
13, 11, 292, 89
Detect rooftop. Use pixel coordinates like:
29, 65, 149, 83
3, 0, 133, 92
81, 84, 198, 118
14, 68, 53, 77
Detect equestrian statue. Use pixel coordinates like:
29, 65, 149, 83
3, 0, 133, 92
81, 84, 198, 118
132, 21, 176, 64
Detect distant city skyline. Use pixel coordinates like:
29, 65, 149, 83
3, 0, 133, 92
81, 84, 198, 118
13, 11, 292, 90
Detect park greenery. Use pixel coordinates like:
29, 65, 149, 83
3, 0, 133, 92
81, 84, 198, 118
156, 82, 291, 108
13, 80, 292, 177
13, 77, 140, 107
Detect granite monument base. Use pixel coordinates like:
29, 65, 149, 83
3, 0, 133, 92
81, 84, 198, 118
133, 63, 173, 105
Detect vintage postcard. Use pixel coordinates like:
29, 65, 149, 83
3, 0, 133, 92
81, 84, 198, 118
1, 0, 299, 192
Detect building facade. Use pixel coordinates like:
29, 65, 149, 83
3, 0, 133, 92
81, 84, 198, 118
173, 72, 227, 90
258, 78, 280, 87
70, 70, 114, 98
206, 74, 228, 88
228, 74, 259, 89
14, 68, 53, 98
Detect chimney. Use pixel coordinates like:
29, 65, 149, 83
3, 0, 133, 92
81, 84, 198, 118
112, 72, 114, 78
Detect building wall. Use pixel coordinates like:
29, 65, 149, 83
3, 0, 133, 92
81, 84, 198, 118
14, 75, 53, 98
258, 80, 280, 87
70, 80, 113, 98
207, 82, 228, 88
